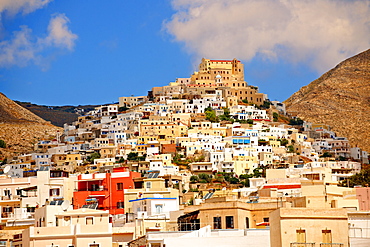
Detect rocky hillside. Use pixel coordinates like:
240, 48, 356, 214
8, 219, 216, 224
0, 93, 62, 159
285, 49, 370, 152
15, 101, 99, 127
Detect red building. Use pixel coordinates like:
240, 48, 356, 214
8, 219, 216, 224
73, 167, 141, 215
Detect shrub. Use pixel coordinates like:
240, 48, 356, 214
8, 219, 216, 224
0, 140, 6, 148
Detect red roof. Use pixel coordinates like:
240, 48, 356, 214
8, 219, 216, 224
263, 184, 301, 190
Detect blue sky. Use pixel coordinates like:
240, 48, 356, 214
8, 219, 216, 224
1, 0, 369, 106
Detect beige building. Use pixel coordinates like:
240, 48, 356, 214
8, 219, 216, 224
124, 178, 179, 215
19, 207, 112, 247
191, 58, 245, 83
139, 115, 188, 142
151, 58, 265, 105
179, 197, 284, 231
119, 96, 147, 108
270, 208, 349, 247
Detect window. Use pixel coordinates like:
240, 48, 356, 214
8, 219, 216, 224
117, 183, 123, 191
86, 217, 94, 225
296, 229, 306, 244
49, 188, 60, 196
226, 216, 234, 229
263, 217, 269, 223
4, 189, 10, 197
89, 244, 99, 247
322, 229, 332, 243
63, 216, 71, 226
245, 217, 249, 229
117, 201, 124, 209
27, 207, 35, 213
214, 217, 221, 229
146, 182, 151, 189
155, 204, 163, 214
3, 207, 13, 213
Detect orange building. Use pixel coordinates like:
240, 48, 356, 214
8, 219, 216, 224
73, 167, 141, 215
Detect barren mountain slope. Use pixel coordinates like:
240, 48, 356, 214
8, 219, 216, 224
285, 49, 370, 152
0, 93, 61, 159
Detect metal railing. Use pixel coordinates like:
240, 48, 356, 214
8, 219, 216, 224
290, 243, 316, 247
74, 188, 107, 192
319, 244, 343, 247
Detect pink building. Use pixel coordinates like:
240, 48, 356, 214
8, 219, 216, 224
356, 187, 370, 211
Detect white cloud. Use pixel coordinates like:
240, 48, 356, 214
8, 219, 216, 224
0, 14, 78, 68
0, 0, 52, 15
0, 25, 37, 67
44, 14, 78, 50
0, 0, 78, 68
165, 0, 370, 72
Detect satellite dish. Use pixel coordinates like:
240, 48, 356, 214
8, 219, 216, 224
60, 200, 70, 211
3, 165, 10, 174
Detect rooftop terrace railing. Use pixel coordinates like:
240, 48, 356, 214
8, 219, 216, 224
290, 243, 316, 247
319, 244, 344, 247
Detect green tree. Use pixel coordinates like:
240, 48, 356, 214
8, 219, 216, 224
320, 152, 332, 158
289, 117, 304, 126
260, 101, 271, 109
242, 99, 248, 104
246, 119, 253, 125
127, 152, 139, 161
273, 112, 279, 122
116, 157, 125, 163
198, 173, 211, 183
339, 156, 347, 161
87, 152, 100, 162
280, 138, 289, 146
252, 168, 263, 178
228, 177, 240, 184
287, 145, 294, 153
205, 108, 219, 122
190, 175, 199, 183
339, 168, 370, 187
0, 140, 6, 148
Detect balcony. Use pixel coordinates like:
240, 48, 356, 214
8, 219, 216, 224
320, 244, 344, 247
290, 243, 315, 247
74, 187, 107, 192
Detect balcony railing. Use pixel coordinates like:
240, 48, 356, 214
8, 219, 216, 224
290, 243, 315, 247
320, 244, 344, 247
74, 188, 107, 192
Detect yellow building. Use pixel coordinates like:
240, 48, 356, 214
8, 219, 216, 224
191, 58, 245, 84
151, 58, 265, 105
100, 146, 117, 159
139, 115, 188, 142
270, 208, 349, 247
233, 155, 258, 175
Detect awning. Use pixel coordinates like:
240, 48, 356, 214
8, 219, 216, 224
256, 222, 270, 226
21, 186, 37, 191
85, 198, 98, 201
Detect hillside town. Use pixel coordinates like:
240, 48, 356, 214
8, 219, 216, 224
1, 58, 369, 247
